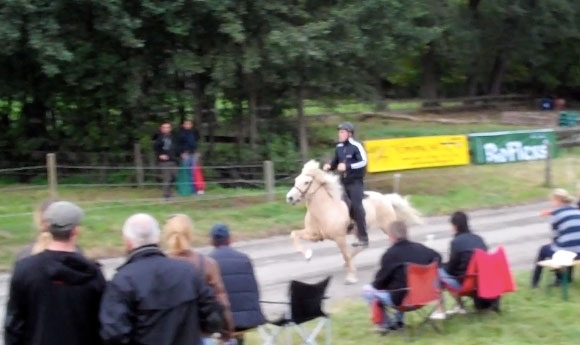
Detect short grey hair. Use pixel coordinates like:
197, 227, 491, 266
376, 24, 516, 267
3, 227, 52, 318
122, 213, 161, 248
388, 221, 408, 240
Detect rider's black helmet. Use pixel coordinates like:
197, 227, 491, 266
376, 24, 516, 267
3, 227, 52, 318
337, 122, 355, 133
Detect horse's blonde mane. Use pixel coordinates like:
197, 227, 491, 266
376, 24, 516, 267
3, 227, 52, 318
301, 160, 344, 200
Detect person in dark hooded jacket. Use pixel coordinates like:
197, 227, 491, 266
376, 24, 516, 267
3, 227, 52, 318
99, 213, 223, 345
4, 201, 106, 345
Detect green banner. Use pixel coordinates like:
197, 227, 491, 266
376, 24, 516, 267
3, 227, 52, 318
468, 129, 557, 164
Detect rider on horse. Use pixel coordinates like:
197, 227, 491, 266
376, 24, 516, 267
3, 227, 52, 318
323, 122, 369, 248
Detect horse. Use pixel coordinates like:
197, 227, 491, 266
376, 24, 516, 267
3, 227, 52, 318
285, 159, 424, 284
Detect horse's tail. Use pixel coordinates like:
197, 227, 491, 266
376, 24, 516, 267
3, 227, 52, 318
382, 193, 424, 225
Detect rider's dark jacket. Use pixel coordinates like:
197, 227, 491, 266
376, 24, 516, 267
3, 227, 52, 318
329, 137, 368, 184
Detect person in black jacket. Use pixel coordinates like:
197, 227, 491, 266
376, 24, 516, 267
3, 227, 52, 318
209, 223, 266, 345
323, 122, 369, 248
436, 211, 488, 316
99, 213, 223, 345
4, 201, 106, 345
153, 122, 180, 200
362, 221, 442, 332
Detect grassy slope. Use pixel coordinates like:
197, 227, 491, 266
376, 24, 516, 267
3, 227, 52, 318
245, 273, 580, 345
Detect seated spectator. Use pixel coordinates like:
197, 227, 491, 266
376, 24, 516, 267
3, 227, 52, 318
362, 220, 442, 332
4, 201, 105, 345
533, 188, 580, 288
162, 214, 235, 344
13, 198, 83, 262
432, 211, 488, 318
100, 213, 224, 345
209, 223, 266, 345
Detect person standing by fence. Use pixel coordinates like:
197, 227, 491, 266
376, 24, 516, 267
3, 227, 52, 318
176, 119, 200, 196
153, 122, 179, 200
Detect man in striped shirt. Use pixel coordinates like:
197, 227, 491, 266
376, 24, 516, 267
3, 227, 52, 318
532, 188, 580, 288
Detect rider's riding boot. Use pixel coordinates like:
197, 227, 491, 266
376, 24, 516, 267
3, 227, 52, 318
352, 236, 369, 248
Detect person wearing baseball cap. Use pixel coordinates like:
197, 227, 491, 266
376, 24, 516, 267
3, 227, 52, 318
323, 121, 370, 248
5, 200, 106, 345
208, 223, 265, 345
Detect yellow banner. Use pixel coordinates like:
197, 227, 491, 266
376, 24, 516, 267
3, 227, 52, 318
364, 135, 470, 173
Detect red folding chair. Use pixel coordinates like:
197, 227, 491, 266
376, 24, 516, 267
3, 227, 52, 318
387, 262, 443, 340
443, 246, 517, 314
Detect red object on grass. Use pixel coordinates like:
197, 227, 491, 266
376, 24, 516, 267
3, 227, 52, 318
193, 162, 205, 192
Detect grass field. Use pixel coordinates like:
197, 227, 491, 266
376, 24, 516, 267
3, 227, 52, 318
1, 117, 576, 270
244, 273, 580, 345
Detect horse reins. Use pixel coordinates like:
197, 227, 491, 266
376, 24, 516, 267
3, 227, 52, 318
292, 174, 328, 199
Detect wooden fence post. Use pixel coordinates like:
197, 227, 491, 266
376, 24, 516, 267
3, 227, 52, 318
46, 153, 58, 198
393, 173, 401, 194
263, 160, 275, 202
134, 143, 145, 188
544, 140, 552, 188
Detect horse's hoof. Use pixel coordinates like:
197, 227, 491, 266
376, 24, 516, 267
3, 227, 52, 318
304, 249, 313, 261
345, 276, 358, 285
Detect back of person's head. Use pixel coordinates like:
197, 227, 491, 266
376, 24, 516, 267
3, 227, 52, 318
162, 214, 193, 255
210, 223, 231, 247
387, 221, 408, 242
450, 211, 470, 234
551, 188, 574, 205
42, 200, 85, 242
31, 198, 59, 254
122, 213, 161, 250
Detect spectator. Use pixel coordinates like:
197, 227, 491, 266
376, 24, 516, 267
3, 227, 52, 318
433, 211, 488, 317
4, 201, 105, 345
153, 121, 179, 200
209, 223, 265, 345
14, 198, 84, 262
100, 213, 224, 345
177, 119, 200, 157
362, 220, 442, 332
533, 188, 580, 288
162, 214, 235, 344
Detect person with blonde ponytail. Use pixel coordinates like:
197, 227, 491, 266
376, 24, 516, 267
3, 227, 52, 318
13, 198, 84, 262
162, 214, 234, 344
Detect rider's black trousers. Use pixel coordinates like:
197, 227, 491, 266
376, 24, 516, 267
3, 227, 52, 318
344, 179, 368, 242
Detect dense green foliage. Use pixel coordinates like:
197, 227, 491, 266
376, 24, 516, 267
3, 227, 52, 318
1, 0, 580, 167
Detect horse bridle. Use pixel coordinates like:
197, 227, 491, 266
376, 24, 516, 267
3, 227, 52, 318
291, 174, 325, 199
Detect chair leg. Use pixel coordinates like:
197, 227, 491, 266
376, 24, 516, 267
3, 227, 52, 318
326, 319, 332, 345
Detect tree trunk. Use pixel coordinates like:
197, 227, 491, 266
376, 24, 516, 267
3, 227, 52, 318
246, 72, 258, 149
419, 43, 439, 107
464, 0, 482, 99
193, 72, 212, 126
296, 87, 309, 163
488, 52, 507, 95
374, 78, 388, 111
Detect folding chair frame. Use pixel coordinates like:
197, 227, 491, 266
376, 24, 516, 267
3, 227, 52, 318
377, 263, 444, 342
258, 277, 332, 345
390, 300, 442, 342
257, 304, 332, 345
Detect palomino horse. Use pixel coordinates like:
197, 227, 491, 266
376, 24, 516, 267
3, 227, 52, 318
285, 160, 424, 284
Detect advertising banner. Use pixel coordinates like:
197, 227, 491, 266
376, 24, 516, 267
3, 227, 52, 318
468, 129, 557, 165
364, 135, 471, 173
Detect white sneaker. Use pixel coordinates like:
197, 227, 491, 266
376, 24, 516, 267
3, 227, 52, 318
445, 306, 467, 315
429, 311, 447, 320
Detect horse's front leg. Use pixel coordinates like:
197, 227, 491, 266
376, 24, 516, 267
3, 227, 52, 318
290, 229, 314, 261
335, 236, 357, 284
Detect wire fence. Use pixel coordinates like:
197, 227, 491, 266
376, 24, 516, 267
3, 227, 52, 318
2, 154, 579, 209
2, 154, 580, 265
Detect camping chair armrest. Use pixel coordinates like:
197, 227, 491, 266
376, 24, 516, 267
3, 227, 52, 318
260, 300, 290, 305
374, 288, 410, 293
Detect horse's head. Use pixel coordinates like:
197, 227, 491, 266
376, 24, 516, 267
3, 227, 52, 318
286, 160, 324, 205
